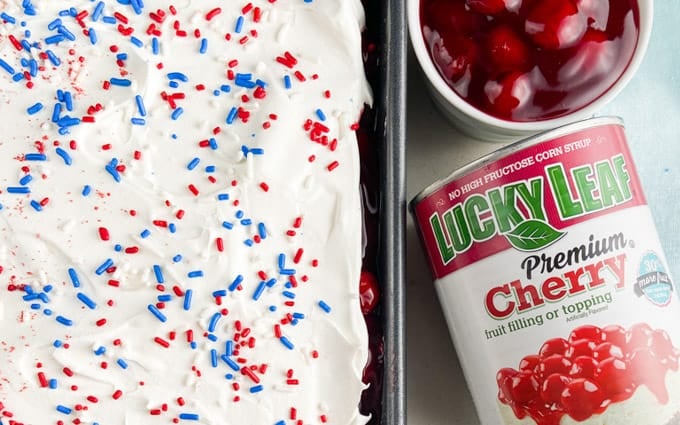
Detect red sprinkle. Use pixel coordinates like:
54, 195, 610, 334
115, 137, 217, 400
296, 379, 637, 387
205, 7, 222, 21
112, 390, 122, 400
98, 227, 110, 241
154, 337, 170, 348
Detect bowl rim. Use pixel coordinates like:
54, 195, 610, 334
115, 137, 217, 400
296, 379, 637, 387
407, 0, 654, 132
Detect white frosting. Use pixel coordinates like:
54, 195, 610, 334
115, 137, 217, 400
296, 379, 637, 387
0, 1, 371, 424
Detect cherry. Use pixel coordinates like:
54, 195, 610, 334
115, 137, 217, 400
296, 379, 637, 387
539, 338, 569, 358
561, 379, 606, 421
497, 367, 519, 402
359, 271, 380, 314
537, 354, 572, 381
629, 348, 662, 386
540, 373, 570, 405
596, 358, 633, 399
483, 71, 531, 119
518, 354, 540, 373
593, 342, 624, 361
601, 324, 627, 348
425, 0, 487, 36
430, 33, 479, 84
569, 356, 598, 380
650, 329, 674, 359
565, 338, 596, 359
509, 370, 540, 404
466, 0, 506, 15
525, 0, 587, 50
626, 322, 653, 351
568, 325, 602, 343
484, 24, 531, 75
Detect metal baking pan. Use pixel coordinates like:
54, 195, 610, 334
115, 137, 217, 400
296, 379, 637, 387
377, 0, 406, 424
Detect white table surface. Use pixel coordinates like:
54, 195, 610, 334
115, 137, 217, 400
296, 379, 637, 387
405, 3, 680, 424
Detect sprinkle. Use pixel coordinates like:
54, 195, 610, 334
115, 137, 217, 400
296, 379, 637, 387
235, 16, 244, 33
95, 258, 113, 275
183, 289, 193, 311
82, 185, 92, 196
89, 27, 98, 44
152, 37, 160, 54
199, 38, 208, 54
49, 378, 58, 389
173, 254, 183, 262
55, 147, 72, 165
19, 174, 32, 185
249, 385, 263, 393
187, 157, 200, 170
282, 291, 296, 299
171, 107, 184, 120
167, 72, 188, 82
0, 58, 15, 74
131, 117, 146, 125
153, 265, 164, 283
206, 8, 222, 20
24, 153, 47, 161
117, 358, 129, 369
279, 336, 294, 350
228, 274, 244, 291
318, 300, 332, 313
222, 221, 234, 230
76, 292, 97, 309
135, 94, 147, 116
179, 413, 199, 421
112, 389, 123, 399
27, 102, 43, 115
0, 12, 16, 24
7, 186, 30, 194
208, 312, 222, 332
30, 200, 42, 211
109, 78, 132, 87
217, 193, 229, 201
315, 109, 326, 121
56, 315, 73, 326
147, 304, 167, 322
94, 346, 106, 356
130, 36, 143, 47
154, 337, 170, 348
140, 229, 151, 238
56, 405, 72, 414
252, 281, 267, 301
188, 270, 203, 278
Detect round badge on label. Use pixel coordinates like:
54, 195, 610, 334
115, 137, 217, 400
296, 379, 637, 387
635, 251, 674, 306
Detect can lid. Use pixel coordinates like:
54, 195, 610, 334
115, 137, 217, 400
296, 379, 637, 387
409, 116, 625, 211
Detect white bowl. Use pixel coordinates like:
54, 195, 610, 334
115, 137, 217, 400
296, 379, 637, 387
408, 0, 654, 142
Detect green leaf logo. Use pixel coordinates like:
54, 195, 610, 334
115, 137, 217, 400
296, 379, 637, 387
504, 219, 565, 251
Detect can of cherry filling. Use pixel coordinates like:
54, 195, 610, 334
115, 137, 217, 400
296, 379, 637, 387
410, 117, 679, 425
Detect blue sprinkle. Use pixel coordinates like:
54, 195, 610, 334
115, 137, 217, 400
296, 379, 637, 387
205, 165, 216, 173
235, 15, 244, 33
252, 281, 267, 301
105, 164, 121, 182
56, 116, 80, 128
235, 210, 244, 219
223, 356, 240, 371
168, 223, 176, 233
190, 341, 197, 349
257, 223, 267, 239
114, 244, 122, 252
28, 59, 38, 77
279, 336, 294, 350
241, 145, 249, 157
44, 309, 53, 316
188, 270, 203, 278
255, 79, 267, 88
12, 72, 25, 82
92, 2, 105, 21
57, 26, 76, 41
157, 294, 171, 302
226, 107, 238, 124
102, 16, 116, 24
228, 275, 244, 291
88, 27, 97, 44
45, 34, 66, 44
135, 94, 146, 116
110, 78, 132, 87
57, 90, 65, 102
116, 52, 128, 60
210, 349, 218, 367
206, 333, 218, 342
77, 292, 97, 309
56, 315, 73, 326
169, 80, 179, 89
275, 421, 286, 425
199, 38, 208, 54
225, 373, 233, 380
30, 303, 41, 310
46, 50, 61, 66
217, 193, 229, 201
95, 258, 113, 275
7, 186, 30, 194
318, 300, 331, 313
147, 304, 167, 322
53, 339, 63, 348
25, 153, 46, 161
244, 239, 254, 247
19, 175, 32, 185
315, 109, 327, 121
183, 289, 193, 311
222, 221, 233, 230
213, 89, 221, 96
250, 148, 264, 155
187, 157, 200, 170
131, 117, 146, 125
167, 72, 188, 82
278, 253, 286, 269
152, 37, 160, 54
212, 290, 227, 297
293, 312, 305, 319
0, 12, 17, 24
64, 91, 73, 111
130, 35, 143, 47
208, 312, 221, 332
56, 405, 72, 414
44, 285, 53, 293
209, 138, 218, 150
140, 229, 151, 238
55, 147, 72, 165
173, 254, 182, 262
225, 340, 234, 356
266, 278, 277, 288
117, 358, 129, 369
153, 264, 164, 283
220, 85, 230, 93
240, 218, 252, 226
30, 200, 42, 211
0, 58, 15, 75
284, 75, 292, 89
249, 385, 263, 393
282, 291, 296, 299
82, 185, 91, 196
179, 413, 200, 421
94, 346, 106, 356
171, 107, 184, 120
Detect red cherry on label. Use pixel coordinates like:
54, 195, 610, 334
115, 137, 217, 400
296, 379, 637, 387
561, 379, 606, 421
525, 0, 587, 50
569, 325, 602, 343
519, 354, 541, 373
539, 338, 570, 358
566, 339, 596, 359
651, 329, 674, 360
359, 271, 380, 314
466, 0, 507, 15
484, 25, 531, 75
626, 323, 653, 352
602, 325, 627, 348
594, 342, 624, 361
483, 71, 531, 119
509, 370, 540, 404
429, 33, 479, 84
596, 358, 633, 399
629, 348, 662, 385
540, 373, 570, 405
497, 367, 518, 402
570, 356, 598, 380
538, 354, 572, 380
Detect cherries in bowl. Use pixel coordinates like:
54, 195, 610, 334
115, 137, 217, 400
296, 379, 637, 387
408, 0, 653, 141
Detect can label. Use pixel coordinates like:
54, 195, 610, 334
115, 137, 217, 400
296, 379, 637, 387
411, 121, 680, 425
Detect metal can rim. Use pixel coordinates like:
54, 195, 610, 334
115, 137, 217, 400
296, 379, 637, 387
409, 116, 625, 211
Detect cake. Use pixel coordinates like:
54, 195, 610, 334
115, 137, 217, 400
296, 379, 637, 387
0, 1, 372, 424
